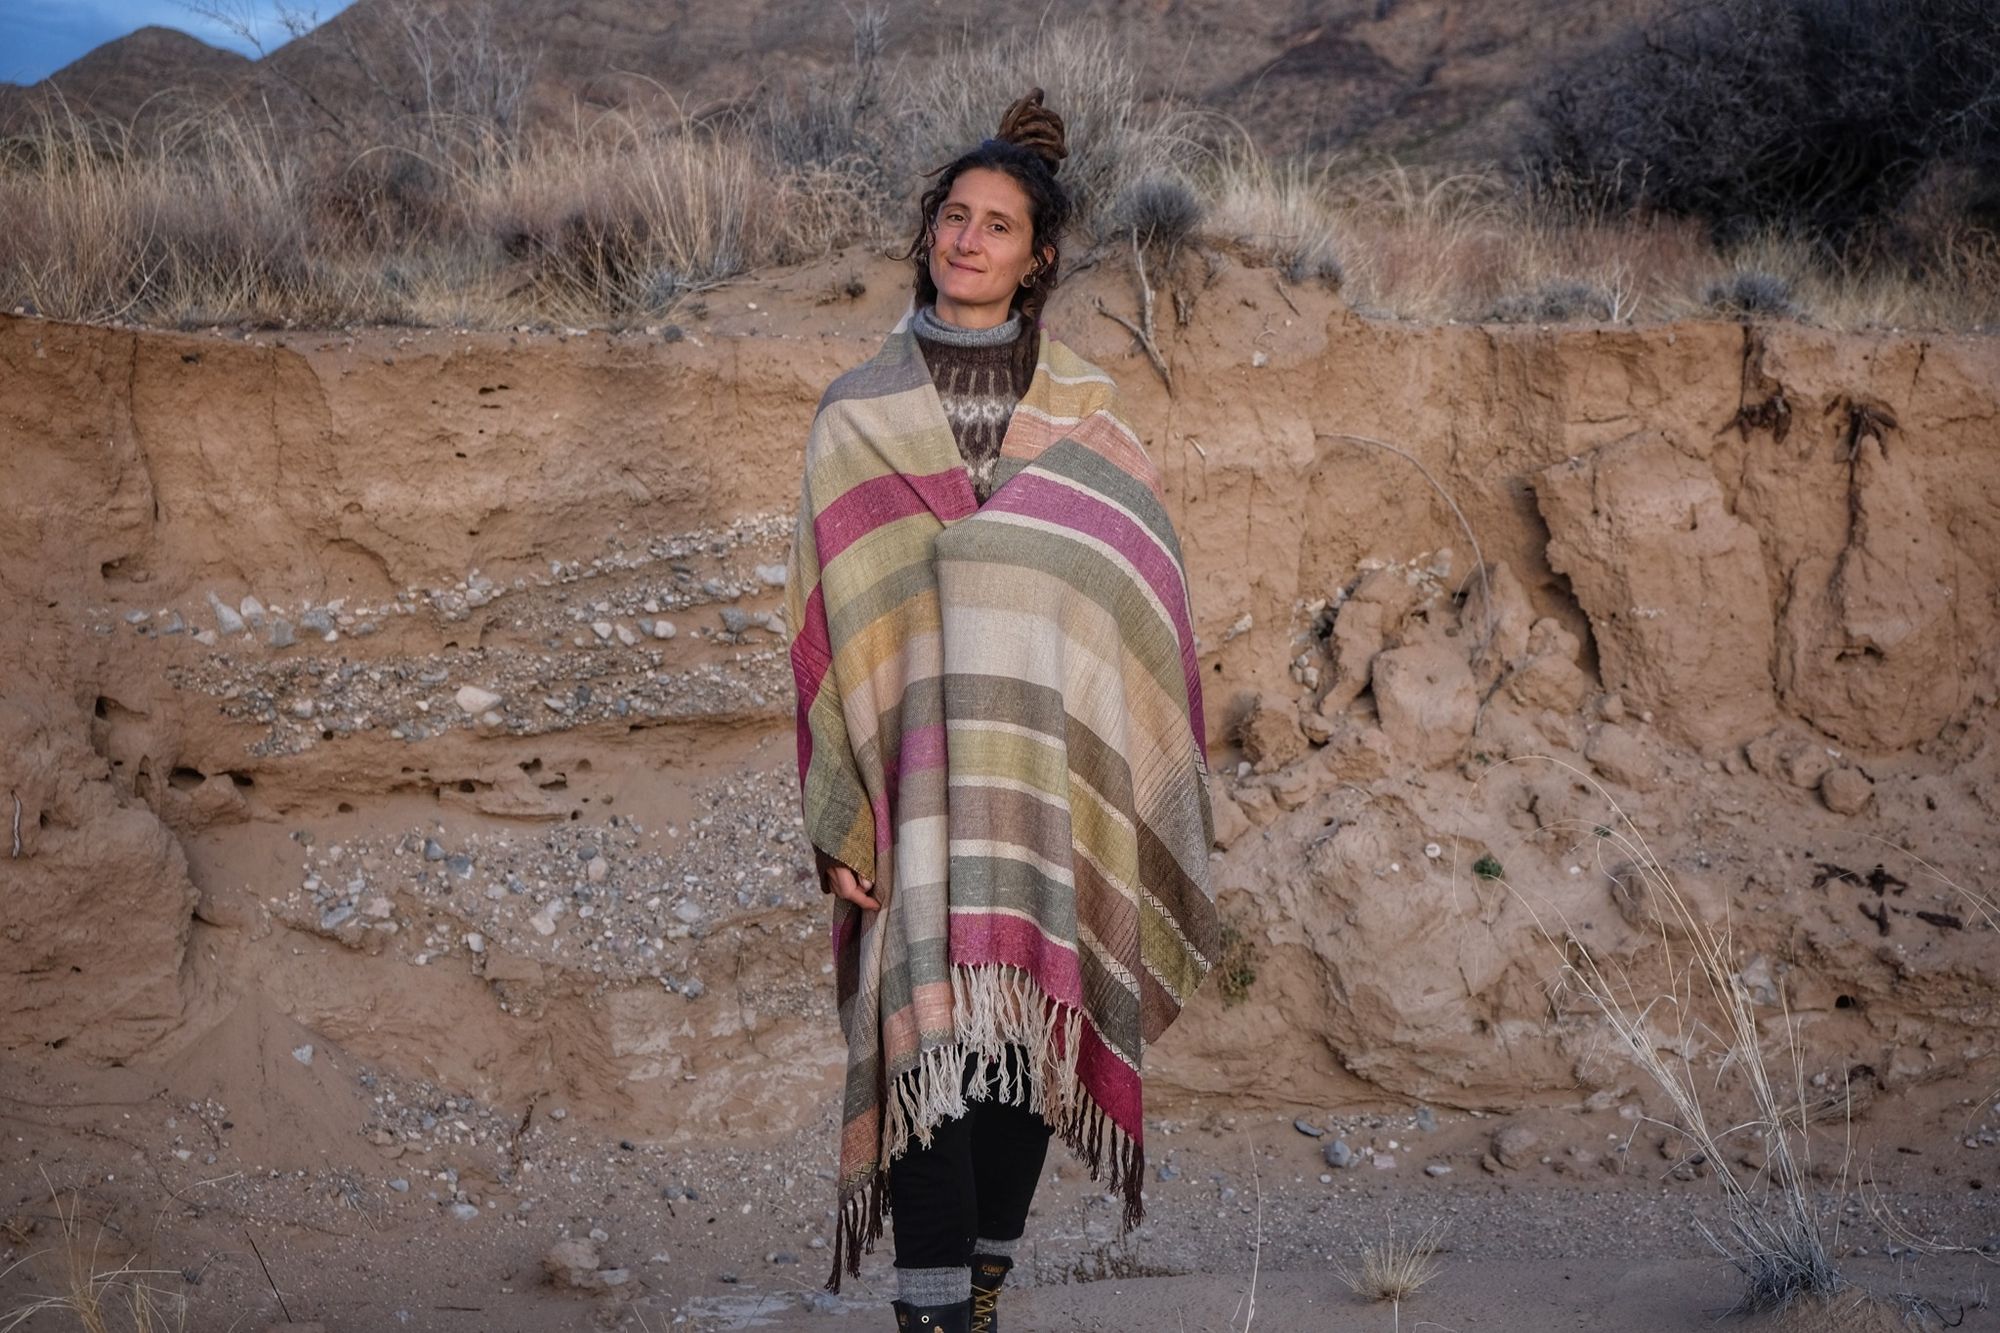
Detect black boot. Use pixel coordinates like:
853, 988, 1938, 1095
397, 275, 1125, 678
892, 1298, 971, 1333
968, 1255, 1013, 1333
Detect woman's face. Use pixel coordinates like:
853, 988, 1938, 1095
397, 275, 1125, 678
928, 167, 1048, 328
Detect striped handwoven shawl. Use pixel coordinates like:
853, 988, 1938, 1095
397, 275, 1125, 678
784, 317, 1217, 1288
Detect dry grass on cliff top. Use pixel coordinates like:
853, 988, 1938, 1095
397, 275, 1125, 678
2, 21, 1997, 332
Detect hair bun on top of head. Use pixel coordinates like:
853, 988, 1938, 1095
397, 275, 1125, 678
995, 88, 1067, 174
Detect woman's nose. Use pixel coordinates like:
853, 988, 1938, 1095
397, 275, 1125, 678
950, 222, 982, 255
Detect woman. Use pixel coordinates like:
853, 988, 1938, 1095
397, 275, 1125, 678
784, 89, 1217, 1333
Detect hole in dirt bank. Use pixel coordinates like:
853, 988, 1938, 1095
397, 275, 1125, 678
169, 767, 206, 791
1835, 994, 1860, 1009
574, 759, 593, 773
95, 696, 109, 718
227, 771, 255, 789
337, 801, 355, 813
519, 758, 542, 775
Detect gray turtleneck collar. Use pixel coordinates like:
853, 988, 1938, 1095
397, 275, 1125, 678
912, 303, 1023, 348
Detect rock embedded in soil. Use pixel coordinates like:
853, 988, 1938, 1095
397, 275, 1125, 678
454, 685, 503, 714
1821, 765, 1874, 815
1491, 1121, 1541, 1170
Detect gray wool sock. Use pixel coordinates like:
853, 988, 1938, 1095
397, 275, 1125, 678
972, 1236, 1021, 1260
896, 1263, 971, 1306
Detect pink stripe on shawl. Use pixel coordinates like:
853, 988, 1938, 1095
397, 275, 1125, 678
788, 583, 830, 781
818, 469, 973, 564
948, 909, 1084, 1009
1078, 1021, 1145, 1144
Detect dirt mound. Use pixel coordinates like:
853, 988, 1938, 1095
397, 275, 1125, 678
2, 249, 1996, 1150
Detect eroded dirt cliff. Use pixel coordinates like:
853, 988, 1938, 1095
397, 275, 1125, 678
3, 250, 1996, 1158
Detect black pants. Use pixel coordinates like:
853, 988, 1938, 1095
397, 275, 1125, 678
888, 1050, 1054, 1270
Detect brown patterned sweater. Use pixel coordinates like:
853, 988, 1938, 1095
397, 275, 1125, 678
911, 303, 1034, 505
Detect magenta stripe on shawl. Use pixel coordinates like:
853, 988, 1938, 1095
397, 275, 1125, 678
880, 722, 946, 814
788, 583, 831, 780
1077, 1021, 1145, 1144
984, 474, 1207, 744
949, 909, 1084, 1009
818, 469, 973, 564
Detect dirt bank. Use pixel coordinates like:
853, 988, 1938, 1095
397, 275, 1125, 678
2, 250, 1996, 1328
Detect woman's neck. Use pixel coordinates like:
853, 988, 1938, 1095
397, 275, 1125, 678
932, 292, 1018, 331
914, 303, 1022, 347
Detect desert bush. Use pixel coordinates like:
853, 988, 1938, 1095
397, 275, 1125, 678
1486, 279, 1617, 323
1706, 270, 1802, 320
1110, 174, 1205, 256
1530, 0, 2000, 247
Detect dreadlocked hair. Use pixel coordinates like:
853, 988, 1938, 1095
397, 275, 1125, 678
903, 87, 1072, 389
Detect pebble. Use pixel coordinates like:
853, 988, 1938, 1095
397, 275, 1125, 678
389, 1178, 409, 1192
1416, 1105, 1438, 1133
319, 906, 353, 930
423, 838, 447, 861
268, 619, 297, 649
207, 592, 247, 636
1374, 1153, 1398, 1170
446, 854, 474, 879
755, 564, 788, 587
454, 685, 502, 715
1293, 1117, 1323, 1138
239, 595, 267, 627
291, 1044, 315, 1066
1425, 1163, 1452, 1177
449, 1203, 480, 1221
1323, 1139, 1354, 1169
650, 619, 678, 640
720, 608, 752, 635
592, 621, 614, 640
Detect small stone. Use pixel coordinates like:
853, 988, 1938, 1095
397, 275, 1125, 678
1374, 1153, 1397, 1170
389, 1178, 409, 1192
238, 595, 267, 628
681, 979, 705, 1000
291, 1044, 315, 1066
587, 857, 609, 884
548, 1107, 567, 1120
720, 607, 752, 635
1157, 1162, 1180, 1181
446, 854, 473, 879
592, 621, 614, 640
672, 900, 702, 924
463, 932, 485, 953
1416, 1105, 1438, 1133
299, 608, 334, 634
1424, 1163, 1452, 1177
1821, 766, 1874, 816
543, 1238, 601, 1288
423, 838, 446, 861
159, 611, 185, 635
594, 1268, 630, 1287
318, 906, 352, 930
588, 1227, 610, 1242
755, 564, 788, 587
1492, 1122, 1541, 1170
450, 1203, 479, 1221
206, 592, 246, 636
650, 619, 677, 640
125, 609, 152, 625
1323, 1139, 1354, 1169
1293, 1117, 1324, 1138
267, 618, 297, 649
616, 624, 638, 647
454, 685, 503, 715
363, 897, 393, 920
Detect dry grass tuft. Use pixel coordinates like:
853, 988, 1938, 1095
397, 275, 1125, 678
1491, 759, 1847, 1314
1333, 1217, 1447, 1332
0, 1182, 188, 1333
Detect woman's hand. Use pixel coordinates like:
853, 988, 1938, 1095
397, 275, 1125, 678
815, 847, 880, 911
826, 863, 880, 911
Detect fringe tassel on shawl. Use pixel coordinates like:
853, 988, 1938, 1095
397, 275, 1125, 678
824, 961, 1147, 1291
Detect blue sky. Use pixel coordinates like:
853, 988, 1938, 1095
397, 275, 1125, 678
1, 0, 354, 85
